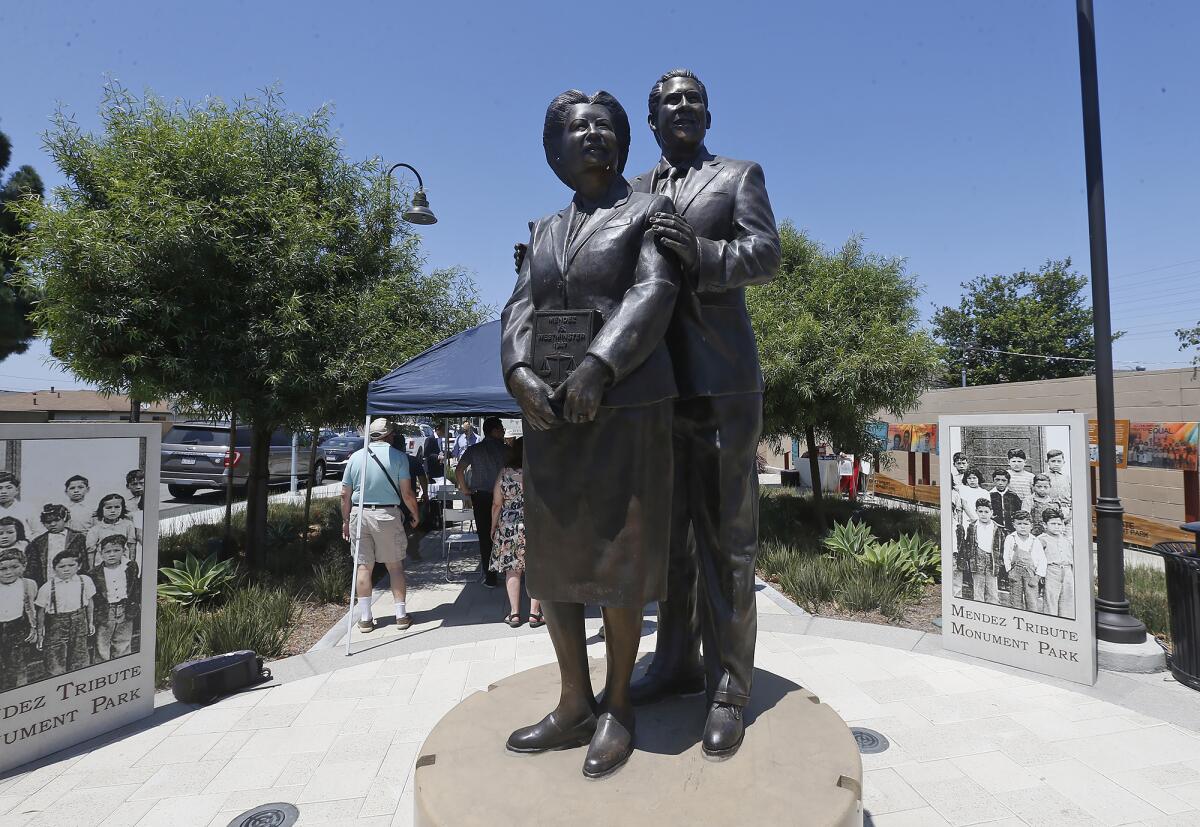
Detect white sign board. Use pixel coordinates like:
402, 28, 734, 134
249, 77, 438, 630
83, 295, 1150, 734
939, 414, 1096, 685
0, 424, 159, 773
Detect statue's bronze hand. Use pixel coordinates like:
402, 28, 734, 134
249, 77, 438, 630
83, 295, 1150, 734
513, 243, 528, 275
510, 367, 559, 430
553, 355, 611, 424
649, 212, 699, 275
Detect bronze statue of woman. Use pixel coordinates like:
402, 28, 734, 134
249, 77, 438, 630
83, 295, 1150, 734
500, 89, 681, 778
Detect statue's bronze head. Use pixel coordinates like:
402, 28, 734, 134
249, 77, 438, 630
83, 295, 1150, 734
543, 90, 631, 190
647, 68, 710, 151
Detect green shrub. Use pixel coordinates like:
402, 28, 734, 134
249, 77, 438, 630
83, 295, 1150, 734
784, 554, 852, 613
200, 584, 297, 659
155, 602, 204, 685
310, 557, 351, 604
823, 520, 874, 558
837, 565, 910, 620
1125, 563, 1170, 644
158, 553, 238, 606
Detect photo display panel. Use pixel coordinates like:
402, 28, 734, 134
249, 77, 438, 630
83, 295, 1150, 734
0, 424, 159, 773
939, 413, 1096, 685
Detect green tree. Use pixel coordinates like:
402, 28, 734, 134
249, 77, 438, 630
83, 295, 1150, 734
12, 85, 488, 566
932, 259, 1104, 386
748, 224, 941, 525
1178, 322, 1200, 368
0, 129, 46, 362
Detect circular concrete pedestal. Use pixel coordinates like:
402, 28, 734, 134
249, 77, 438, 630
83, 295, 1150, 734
414, 659, 863, 827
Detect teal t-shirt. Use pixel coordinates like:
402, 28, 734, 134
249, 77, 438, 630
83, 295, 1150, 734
341, 442, 411, 505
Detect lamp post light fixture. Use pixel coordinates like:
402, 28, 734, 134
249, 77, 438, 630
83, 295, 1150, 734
346, 159, 437, 658
386, 162, 437, 225
1075, 0, 1147, 644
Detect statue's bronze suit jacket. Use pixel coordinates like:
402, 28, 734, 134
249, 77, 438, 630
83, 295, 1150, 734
629, 151, 780, 399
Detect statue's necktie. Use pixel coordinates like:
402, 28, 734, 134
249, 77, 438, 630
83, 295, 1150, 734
660, 166, 686, 206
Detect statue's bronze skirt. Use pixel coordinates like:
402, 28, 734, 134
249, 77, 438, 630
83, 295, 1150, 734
522, 400, 673, 606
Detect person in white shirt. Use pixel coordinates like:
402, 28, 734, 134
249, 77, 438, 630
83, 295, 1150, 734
64, 474, 96, 533
1002, 511, 1046, 612
0, 548, 37, 691
962, 499, 1004, 605
958, 468, 989, 527
837, 453, 854, 499
35, 551, 96, 675
0, 472, 37, 539
950, 452, 968, 487
1039, 510, 1075, 619
93, 535, 141, 661
26, 503, 90, 587
858, 455, 872, 496
1004, 449, 1036, 506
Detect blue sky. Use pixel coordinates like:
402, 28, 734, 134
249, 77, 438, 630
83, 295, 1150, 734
3, 0, 1198, 391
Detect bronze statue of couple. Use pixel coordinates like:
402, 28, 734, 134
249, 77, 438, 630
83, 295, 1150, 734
500, 69, 780, 778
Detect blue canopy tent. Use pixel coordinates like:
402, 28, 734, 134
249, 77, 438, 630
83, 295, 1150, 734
366, 319, 519, 417
347, 322, 517, 645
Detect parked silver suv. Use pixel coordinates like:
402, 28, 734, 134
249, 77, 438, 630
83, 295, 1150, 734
160, 422, 324, 498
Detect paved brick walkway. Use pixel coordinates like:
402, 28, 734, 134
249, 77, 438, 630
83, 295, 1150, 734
1, 534, 1198, 826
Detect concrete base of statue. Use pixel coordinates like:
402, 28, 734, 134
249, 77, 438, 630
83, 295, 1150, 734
414, 657, 863, 827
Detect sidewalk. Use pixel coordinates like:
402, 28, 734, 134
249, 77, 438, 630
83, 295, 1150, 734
2, 542, 1199, 826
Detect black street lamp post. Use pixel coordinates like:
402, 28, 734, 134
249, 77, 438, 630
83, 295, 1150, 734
386, 162, 437, 225
1075, 0, 1147, 644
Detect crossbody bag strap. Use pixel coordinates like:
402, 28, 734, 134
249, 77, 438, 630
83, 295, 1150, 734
366, 448, 413, 523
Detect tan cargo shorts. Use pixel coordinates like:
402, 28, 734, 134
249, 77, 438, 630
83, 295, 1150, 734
349, 506, 410, 567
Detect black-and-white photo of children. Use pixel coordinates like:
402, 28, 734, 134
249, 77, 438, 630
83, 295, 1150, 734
0, 548, 37, 692
946, 424, 1078, 619
0, 435, 148, 692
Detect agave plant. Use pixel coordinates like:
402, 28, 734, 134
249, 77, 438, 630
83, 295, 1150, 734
858, 540, 920, 583
822, 520, 875, 559
894, 532, 941, 583
158, 552, 237, 606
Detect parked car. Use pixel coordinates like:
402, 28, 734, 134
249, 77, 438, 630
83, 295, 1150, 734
320, 436, 364, 477
160, 422, 325, 499
397, 423, 434, 457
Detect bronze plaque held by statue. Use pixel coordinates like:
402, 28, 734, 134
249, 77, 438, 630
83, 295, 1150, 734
532, 310, 600, 388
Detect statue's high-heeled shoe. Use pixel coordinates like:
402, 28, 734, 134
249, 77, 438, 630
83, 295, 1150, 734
582, 712, 634, 778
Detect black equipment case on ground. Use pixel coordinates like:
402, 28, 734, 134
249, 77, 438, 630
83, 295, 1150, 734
171, 650, 271, 705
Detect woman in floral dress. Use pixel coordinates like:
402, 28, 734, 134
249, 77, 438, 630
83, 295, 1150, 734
490, 439, 541, 627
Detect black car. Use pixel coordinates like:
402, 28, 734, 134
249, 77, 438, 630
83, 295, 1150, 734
321, 437, 364, 477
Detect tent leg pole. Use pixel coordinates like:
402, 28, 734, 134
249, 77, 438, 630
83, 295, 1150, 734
346, 411, 372, 657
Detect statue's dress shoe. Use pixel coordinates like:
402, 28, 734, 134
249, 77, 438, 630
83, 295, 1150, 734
582, 713, 635, 779
628, 668, 706, 706
702, 702, 744, 759
506, 711, 597, 754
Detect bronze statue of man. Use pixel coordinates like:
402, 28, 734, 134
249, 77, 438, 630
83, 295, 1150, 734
629, 68, 780, 758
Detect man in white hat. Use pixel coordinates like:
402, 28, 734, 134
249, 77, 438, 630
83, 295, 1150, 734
341, 418, 420, 632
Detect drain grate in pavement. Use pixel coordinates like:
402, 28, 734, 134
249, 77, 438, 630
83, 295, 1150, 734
850, 727, 889, 754
227, 803, 299, 827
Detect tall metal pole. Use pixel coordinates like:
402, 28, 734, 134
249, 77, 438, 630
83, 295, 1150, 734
1076, 0, 1146, 644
